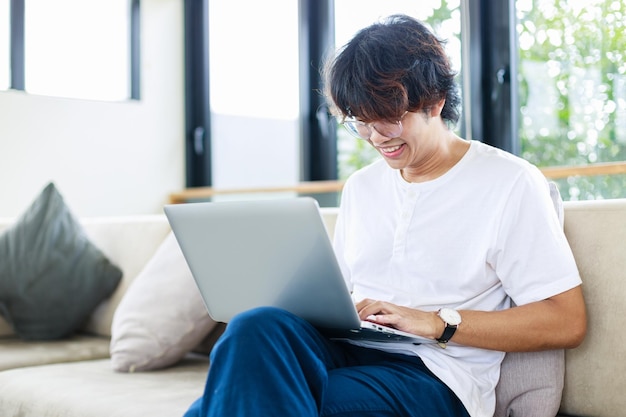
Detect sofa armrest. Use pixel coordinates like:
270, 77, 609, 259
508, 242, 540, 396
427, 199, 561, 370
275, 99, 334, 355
559, 199, 626, 416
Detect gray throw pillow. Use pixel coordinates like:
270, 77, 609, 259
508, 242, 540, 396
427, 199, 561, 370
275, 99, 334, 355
495, 349, 565, 417
0, 183, 122, 340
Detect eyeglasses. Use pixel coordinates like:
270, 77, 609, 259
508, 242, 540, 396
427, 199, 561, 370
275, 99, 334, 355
341, 111, 408, 140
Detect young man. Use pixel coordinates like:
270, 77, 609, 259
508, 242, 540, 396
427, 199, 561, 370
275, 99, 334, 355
184, 14, 586, 417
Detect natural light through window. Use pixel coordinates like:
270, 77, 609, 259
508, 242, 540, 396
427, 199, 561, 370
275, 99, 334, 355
0, 0, 9, 91
24, 0, 130, 101
208, 0, 299, 119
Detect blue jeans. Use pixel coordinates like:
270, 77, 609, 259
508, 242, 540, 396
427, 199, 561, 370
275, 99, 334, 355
184, 307, 469, 417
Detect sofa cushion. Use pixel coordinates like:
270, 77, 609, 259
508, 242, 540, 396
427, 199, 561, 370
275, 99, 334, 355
110, 231, 217, 372
0, 357, 208, 417
0, 183, 123, 340
0, 334, 110, 371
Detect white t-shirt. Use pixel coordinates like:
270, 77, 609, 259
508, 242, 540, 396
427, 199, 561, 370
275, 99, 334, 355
333, 140, 581, 417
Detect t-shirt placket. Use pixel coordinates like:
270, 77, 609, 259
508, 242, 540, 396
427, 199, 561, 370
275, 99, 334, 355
392, 187, 420, 258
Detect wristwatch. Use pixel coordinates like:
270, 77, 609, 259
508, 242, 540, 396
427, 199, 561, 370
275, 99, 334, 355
436, 308, 462, 348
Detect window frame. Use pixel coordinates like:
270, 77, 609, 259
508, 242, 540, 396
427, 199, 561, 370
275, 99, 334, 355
298, 0, 337, 182
9, 0, 24, 90
465, 0, 519, 155
184, 0, 211, 187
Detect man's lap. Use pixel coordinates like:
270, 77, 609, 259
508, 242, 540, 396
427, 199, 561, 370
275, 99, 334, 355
321, 345, 469, 417
184, 308, 469, 417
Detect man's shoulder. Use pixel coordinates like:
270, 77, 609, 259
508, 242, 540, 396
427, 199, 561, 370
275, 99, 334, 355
467, 140, 541, 180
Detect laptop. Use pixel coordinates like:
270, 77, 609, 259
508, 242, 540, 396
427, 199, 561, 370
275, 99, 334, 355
164, 197, 431, 345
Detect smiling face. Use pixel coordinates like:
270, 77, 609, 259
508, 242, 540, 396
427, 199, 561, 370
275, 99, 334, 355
365, 100, 459, 181
324, 16, 463, 180
369, 110, 433, 165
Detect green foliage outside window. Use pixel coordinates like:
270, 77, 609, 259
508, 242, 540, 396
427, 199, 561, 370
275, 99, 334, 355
518, 0, 626, 200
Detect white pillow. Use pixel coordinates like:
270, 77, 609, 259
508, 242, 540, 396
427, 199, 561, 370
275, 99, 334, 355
110, 232, 217, 372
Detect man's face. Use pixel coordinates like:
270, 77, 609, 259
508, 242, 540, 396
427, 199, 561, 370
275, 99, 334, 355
366, 108, 445, 174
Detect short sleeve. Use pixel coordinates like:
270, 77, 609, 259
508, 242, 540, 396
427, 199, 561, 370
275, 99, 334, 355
490, 169, 581, 305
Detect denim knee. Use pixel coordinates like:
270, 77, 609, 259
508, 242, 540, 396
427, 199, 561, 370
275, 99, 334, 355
212, 306, 303, 355
227, 306, 297, 334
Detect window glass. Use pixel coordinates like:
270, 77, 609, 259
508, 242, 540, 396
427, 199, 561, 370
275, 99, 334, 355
208, 0, 300, 190
209, 0, 299, 119
24, 0, 130, 101
334, 0, 462, 179
517, 0, 626, 200
0, 0, 9, 90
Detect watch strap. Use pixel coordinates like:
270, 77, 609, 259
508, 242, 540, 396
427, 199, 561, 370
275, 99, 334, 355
436, 324, 458, 344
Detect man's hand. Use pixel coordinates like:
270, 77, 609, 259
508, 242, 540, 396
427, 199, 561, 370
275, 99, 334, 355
355, 299, 443, 340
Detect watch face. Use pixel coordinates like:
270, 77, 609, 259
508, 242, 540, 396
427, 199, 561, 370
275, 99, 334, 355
439, 308, 462, 326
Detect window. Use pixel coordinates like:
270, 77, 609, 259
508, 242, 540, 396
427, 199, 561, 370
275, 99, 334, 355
209, 0, 299, 119
23, 0, 131, 101
208, 0, 300, 189
517, 0, 626, 199
334, 0, 463, 179
2, 0, 138, 101
0, 0, 9, 90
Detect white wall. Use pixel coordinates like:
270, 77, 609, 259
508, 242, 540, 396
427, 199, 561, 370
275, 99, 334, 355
0, 0, 185, 217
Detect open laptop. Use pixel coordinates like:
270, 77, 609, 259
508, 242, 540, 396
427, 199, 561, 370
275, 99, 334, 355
164, 197, 431, 345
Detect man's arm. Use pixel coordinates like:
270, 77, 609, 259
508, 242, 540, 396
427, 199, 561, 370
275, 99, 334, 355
451, 286, 586, 351
357, 285, 587, 352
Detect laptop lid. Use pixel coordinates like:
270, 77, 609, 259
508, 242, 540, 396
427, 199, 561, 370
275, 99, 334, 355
163, 197, 362, 330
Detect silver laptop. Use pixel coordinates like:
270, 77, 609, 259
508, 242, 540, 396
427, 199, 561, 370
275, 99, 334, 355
164, 197, 430, 345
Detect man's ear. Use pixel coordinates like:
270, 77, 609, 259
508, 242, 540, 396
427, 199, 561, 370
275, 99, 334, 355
430, 98, 446, 117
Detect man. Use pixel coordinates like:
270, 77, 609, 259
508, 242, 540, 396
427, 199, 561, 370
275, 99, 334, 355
184, 14, 586, 417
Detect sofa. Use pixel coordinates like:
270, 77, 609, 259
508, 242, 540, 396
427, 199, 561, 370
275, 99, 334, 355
0, 195, 624, 417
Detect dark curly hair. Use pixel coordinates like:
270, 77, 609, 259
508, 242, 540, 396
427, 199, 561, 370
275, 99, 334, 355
324, 14, 461, 126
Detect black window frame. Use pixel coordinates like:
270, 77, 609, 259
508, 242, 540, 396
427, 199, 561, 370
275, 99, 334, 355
298, 0, 337, 182
184, 0, 211, 188
465, 0, 519, 155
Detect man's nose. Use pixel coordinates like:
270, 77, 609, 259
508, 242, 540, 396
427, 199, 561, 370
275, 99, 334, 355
368, 128, 392, 145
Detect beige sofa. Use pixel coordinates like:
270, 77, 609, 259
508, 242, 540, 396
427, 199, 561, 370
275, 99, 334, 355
0, 200, 624, 417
